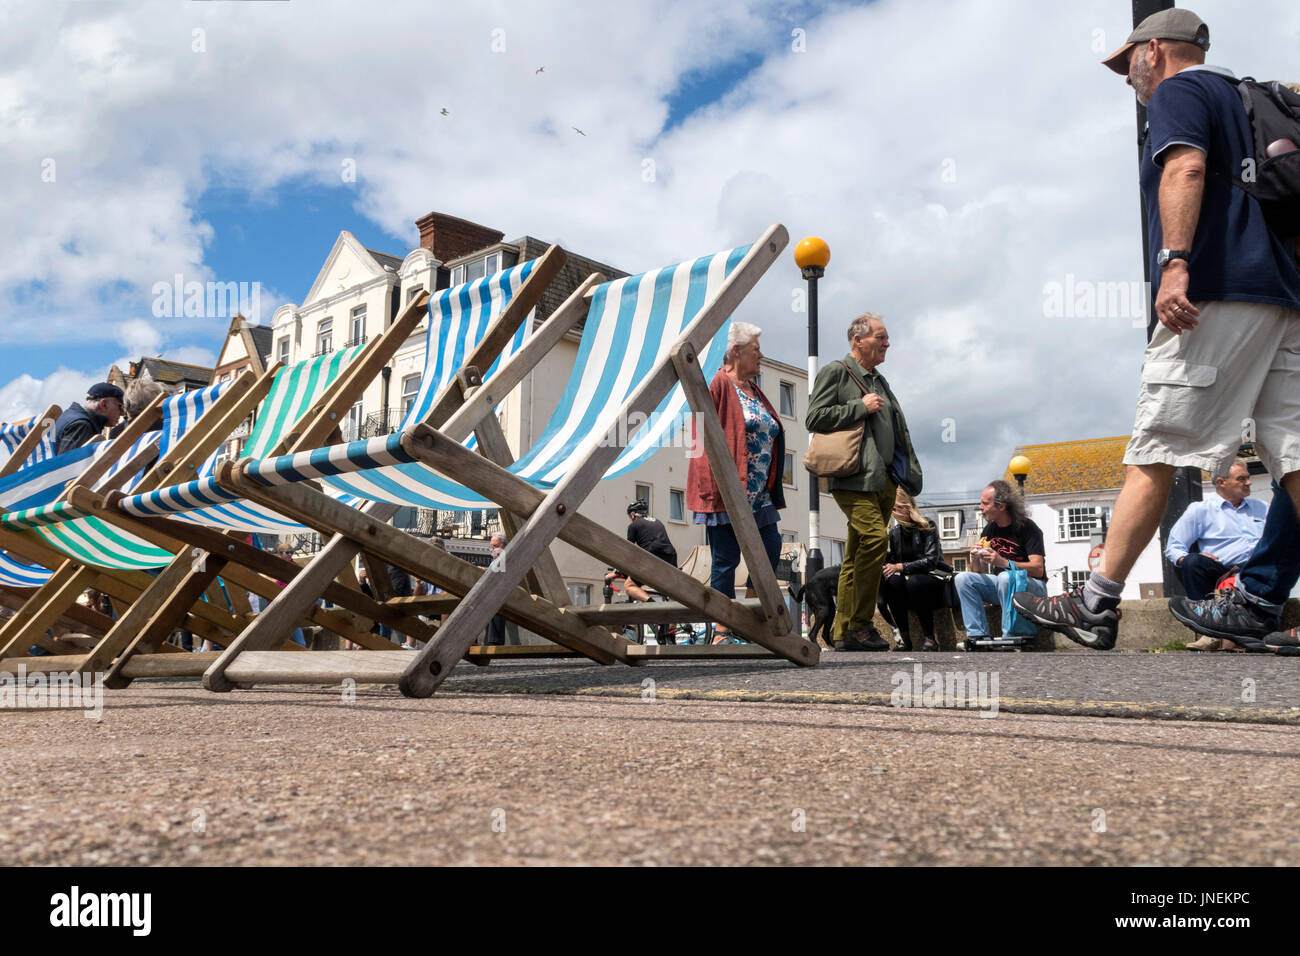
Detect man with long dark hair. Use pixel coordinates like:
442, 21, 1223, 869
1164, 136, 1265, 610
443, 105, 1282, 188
954, 480, 1048, 644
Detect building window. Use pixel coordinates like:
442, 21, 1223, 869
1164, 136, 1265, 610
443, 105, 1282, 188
951, 557, 968, 572
276, 337, 290, 365
827, 538, 846, 566
779, 381, 796, 418
635, 483, 651, 510
1059, 505, 1108, 541
345, 401, 363, 442
1069, 570, 1092, 588
669, 489, 685, 522
406, 285, 424, 304
401, 374, 421, 421
315, 317, 333, 356
568, 583, 591, 605
348, 305, 366, 347
783, 451, 796, 487
939, 512, 961, 541
781, 530, 798, 544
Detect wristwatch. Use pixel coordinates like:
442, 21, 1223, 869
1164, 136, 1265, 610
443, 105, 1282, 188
1157, 249, 1191, 268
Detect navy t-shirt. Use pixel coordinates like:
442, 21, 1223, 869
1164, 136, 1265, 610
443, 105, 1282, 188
1141, 66, 1300, 310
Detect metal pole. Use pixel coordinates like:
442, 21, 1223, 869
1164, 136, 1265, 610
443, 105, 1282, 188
1129, 0, 1200, 598
804, 267, 824, 584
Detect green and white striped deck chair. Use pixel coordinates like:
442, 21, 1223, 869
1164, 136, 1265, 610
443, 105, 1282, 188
0, 351, 380, 670
197, 224, 813, 696
0, 385, 223, 656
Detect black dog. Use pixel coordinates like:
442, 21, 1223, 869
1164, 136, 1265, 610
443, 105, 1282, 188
788, 564, 842, 649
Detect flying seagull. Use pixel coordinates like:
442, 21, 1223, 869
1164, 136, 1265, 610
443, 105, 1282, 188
573, 126, 585, 136
535, 66, 545, 74
440, 108, 449, 116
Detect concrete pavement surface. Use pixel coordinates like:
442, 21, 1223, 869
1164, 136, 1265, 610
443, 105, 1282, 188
444, 652, 1300, 724
2, 672, 1297, 866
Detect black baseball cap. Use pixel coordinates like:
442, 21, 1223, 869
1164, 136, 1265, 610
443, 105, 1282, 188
87, 382, 124, 401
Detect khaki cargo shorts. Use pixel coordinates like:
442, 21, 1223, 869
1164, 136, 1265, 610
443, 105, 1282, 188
1125, 300, 1300, 479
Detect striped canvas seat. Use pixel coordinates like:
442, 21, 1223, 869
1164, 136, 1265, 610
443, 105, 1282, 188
0, 416, 56, 472
0, 385, 231, 580
0, 384, 229, 579
228, 245, 747, 510
118, 260, 540, 526
1, 350, 362, 569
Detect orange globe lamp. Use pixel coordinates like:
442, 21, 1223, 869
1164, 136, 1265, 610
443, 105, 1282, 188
794, 236, 830, 277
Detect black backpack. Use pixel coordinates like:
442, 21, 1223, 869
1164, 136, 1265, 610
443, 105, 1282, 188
1217, 77, 1300, 240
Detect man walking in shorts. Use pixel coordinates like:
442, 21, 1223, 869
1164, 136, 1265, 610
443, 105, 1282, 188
1013, 9, 1300, 652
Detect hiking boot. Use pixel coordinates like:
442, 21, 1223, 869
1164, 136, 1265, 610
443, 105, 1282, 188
838, 625, 890, 652
1168, 588, 1277, 649
1264, 627, 1300, 656
1011, 587, 1119, 650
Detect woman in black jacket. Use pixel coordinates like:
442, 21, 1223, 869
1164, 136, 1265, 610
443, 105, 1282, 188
878, 491, 947, 651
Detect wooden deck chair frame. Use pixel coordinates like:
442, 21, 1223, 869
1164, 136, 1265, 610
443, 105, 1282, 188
197, 224, 815, 696
31, 247, 574, 686
0, 290, 436, 678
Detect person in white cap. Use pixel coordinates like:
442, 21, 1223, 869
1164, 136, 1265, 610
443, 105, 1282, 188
1014, 8, 1300, 652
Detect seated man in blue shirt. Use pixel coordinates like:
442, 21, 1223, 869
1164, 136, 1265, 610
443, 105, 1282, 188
1165, 462, 1266, 599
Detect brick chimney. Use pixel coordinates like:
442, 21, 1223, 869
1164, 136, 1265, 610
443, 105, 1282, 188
414, 211, 505, 263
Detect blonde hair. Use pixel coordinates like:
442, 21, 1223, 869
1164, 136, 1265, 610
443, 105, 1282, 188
892, 490, 930, 529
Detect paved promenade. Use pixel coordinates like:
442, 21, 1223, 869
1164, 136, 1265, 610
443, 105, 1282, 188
2, 655, 1297, 866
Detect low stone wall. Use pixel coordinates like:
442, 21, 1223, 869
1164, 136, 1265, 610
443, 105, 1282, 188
875, 598, 1300, 651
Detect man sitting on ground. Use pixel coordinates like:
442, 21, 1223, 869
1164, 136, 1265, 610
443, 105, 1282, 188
52, 383, 124, 454
954, 480, 1048, 642
1165, 461, 1265, 599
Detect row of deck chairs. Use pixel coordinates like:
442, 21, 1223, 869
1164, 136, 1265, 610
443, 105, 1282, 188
0, 224, 816, 698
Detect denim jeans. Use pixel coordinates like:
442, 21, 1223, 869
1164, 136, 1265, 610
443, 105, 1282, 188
705, 520, 782, 599
1238, 480, 1300, 612
955, 571, 1046, 636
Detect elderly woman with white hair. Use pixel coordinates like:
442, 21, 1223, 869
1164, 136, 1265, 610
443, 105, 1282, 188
686, 322, 786, 643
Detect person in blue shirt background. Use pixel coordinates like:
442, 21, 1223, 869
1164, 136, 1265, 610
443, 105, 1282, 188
1165, 462, 1267, 599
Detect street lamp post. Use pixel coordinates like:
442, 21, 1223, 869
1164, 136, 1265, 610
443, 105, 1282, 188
795, 237, 831, 590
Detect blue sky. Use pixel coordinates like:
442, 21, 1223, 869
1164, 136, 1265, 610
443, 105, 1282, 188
9, 10, 785, 386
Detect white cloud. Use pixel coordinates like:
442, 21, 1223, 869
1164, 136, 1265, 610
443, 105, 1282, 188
0, 367, 98, 470
4, 0, 1299, 490
115, 318, 163, 357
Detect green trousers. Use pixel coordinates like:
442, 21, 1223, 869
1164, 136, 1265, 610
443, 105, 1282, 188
831, 484, 897, 638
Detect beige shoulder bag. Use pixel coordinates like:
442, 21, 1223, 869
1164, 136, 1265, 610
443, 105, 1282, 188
803, 361, 872, 478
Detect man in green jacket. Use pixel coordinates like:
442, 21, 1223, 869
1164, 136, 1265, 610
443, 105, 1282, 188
806, 312, 923, 651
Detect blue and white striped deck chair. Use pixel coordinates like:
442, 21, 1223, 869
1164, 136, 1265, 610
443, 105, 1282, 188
114, 258, 544, 534
199, 225, 812, 696
0, 404, 60, 476
0, 385, 226, 591
237, 247, 745, 508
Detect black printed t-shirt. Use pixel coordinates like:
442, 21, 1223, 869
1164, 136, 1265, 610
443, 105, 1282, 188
979, 519, 1046, 580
